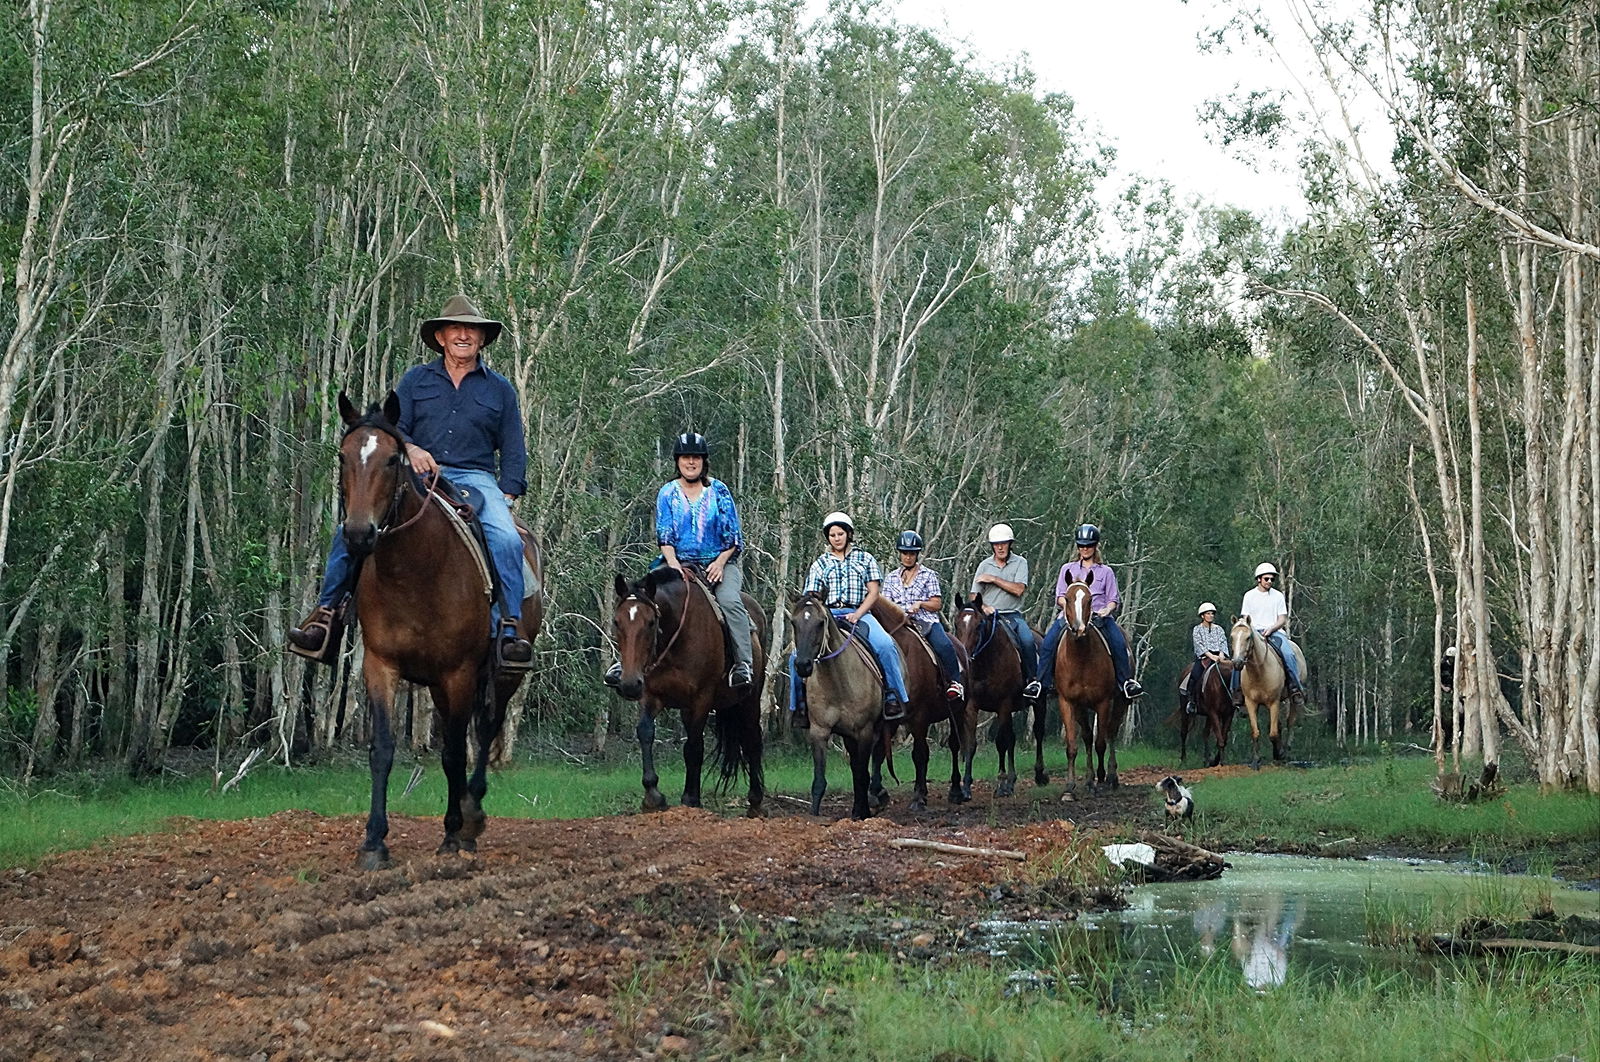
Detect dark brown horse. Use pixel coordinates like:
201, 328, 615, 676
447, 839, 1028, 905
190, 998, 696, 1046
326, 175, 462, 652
1177, 658, 1235, 767
1051, 575, 1125, 792
789, 591, 886, 819
950, 595, 1048, 799
610, 567, 767, 815
337, 393, 545, 870
866, 599, 964, 811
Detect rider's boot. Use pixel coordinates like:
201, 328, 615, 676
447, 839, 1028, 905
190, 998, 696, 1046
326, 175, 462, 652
944, 679, 964, 700
882, 692, 906, 721
1121, 677, 1145, 700
497, 619, 534, 670
287, 595, 349, 666
728, 661, 754, 688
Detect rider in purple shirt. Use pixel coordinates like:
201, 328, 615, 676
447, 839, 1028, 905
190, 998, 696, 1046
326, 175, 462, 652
1037, 523, 1145, 700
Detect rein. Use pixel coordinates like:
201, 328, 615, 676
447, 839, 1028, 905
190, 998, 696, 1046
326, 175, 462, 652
642, 571, 698, 677
341, 421, 439, 539
957, 607, 997, 660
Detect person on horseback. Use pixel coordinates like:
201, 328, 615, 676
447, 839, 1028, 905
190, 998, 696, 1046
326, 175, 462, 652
288, 295, 533, 669
1233, 561, 1302, 702
971, 523, 1042, 699
879, 530, 965, 700
1037, 523, 1145, 701
603, 431, 755, 689
790, 511, 910, 725
1180, 602, 1229, 714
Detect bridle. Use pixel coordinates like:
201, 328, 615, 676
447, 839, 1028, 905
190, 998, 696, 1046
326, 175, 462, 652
619, 571, 696, 678
954, 604, 998, 660
1062, 581, 1094, 637
339, 420, 437, 541
793, 593, 859, 668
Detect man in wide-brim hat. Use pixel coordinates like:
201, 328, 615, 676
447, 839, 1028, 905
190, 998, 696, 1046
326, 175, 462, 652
289, 294, 533, 668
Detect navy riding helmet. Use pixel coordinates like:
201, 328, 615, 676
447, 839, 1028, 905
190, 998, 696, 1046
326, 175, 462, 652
672, 432, 709, 458
1074, 523, 1101, 548
896, 530, 924, 552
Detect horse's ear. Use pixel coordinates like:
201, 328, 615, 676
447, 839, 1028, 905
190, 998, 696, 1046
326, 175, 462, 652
614, 574, 630, 601
338, 392, 361, 426
1084, 569, 1094, 587
786, 589, 800, 607
382, 390, 402, 427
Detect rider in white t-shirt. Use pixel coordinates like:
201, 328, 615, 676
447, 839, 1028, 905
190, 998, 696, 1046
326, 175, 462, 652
1233, 561, 1302, 700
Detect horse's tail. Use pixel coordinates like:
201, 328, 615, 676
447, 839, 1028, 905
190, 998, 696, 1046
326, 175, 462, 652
709, 696, 758, 797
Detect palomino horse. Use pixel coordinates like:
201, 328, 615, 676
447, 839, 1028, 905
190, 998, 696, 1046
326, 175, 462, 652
337, 393, 545, 870
610, 568, 767, 815
1051, 574, 1125, 792
1229, 618, 1307, 767
950, 594, 1048, 799
866, 598, 965, 811
1177, 659, 1236, 767
790, 591, 888, 819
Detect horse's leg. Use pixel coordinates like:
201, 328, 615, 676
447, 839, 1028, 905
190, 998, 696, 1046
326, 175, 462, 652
435, 683, 474, 855
636, 700, 669, 811
358, 665, 402, 870
1104, 705, 1121, 788
809, 729, 829, 816
462, 671, 516, 844
957, 703, 978, 802
1032, 695, 1050, 786
846, 734, 874, 821
911, 719, 931, 811
1207, 704, 1227, 768
681, 707, 707, 808
1246, 697, 1263, 770
868, 732, 888, 810
1269, 697, 1285, 762
1060, 696, 1080, 795
994, 709, 1017, 797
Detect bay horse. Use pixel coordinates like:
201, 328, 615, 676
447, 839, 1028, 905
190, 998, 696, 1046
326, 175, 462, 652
950, 594, 1048, 799
1177, 658, 1235, 767
610, 567, 767, 815
1229, 618, 1306, 767
1051, 574, 1125, 792
337, 393, 545, 870
866, 598, 964, 811
789, 591, 887, 819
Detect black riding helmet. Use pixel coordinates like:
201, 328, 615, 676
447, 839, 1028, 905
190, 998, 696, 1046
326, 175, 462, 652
673, 432, 709, 458
1074, 523, 1101, 548
896, 530, 924, 552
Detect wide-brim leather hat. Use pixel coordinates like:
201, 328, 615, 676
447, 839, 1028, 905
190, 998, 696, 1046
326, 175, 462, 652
420, 294, 503, 353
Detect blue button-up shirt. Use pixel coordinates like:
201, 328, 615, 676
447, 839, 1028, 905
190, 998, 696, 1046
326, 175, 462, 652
655, 478, 743, 563
395, 359, 527, 496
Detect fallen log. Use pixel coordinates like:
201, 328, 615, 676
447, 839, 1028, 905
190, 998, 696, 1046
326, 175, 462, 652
1428, 935, 1600, 958
887, 838, 1026, 861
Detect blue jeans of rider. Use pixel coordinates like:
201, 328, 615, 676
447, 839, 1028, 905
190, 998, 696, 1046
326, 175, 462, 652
787, 609, 911, 714
994, 610, 1038, 682
1038, 614, 1132, 691
316, 467, 524, 630
924, 621, 964, 686
1230, 629, 1302, 693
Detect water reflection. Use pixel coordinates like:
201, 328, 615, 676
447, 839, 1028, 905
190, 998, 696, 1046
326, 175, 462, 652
1229, 894, 1301, 989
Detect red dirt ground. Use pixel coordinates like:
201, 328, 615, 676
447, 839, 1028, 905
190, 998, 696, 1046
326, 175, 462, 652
0, 763, 1245, 1061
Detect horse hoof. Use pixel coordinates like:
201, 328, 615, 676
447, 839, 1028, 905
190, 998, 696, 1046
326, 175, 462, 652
1250, 759, 1261, 771
642, 791, 669, 812
682, 794, 702, 809
745, 803, 767, 819
910, 797, 927, 811
1034, 770, 1050, 786
357, 847, 391, 871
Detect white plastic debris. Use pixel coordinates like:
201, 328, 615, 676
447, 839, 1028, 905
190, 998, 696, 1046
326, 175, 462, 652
1100, 842, 1156, 868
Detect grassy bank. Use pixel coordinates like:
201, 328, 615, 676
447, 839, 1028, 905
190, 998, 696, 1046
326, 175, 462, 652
695, 943, 1600, 1061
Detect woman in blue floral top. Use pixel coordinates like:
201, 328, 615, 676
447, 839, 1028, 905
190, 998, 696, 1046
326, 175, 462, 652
605, 431, 755, 688
880, 530, 965, 700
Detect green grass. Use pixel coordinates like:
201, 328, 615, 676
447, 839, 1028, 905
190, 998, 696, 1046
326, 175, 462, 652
714, 945, 1600, 1061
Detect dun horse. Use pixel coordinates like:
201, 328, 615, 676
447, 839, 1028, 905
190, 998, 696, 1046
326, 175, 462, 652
951, 595, 1049, 799
866, 599, 965, 811
1229, 618, 1306, 767
789, 591, 888, 819
336, 393, 545, 870
1051, 575, 1125, 791
1177, 659, 1235, 767
610, 568, 767, 815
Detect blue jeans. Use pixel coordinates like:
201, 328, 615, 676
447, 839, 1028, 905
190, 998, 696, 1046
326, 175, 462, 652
994, 610, 1038, 682
788, 609, 911, 712
1039, 615, 1132, 690
317, 466, 523, 627
924, 620, 964, 685
1231, 630, 1302, 692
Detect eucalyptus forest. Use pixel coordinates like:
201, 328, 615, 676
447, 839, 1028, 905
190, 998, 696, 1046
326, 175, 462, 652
4, 0, 1598, 795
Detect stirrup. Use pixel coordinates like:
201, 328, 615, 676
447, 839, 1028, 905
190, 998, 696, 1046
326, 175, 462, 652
1022, 679, 1042, 699
603, 662, 623, 688
945, 680, 964, 701
287, 602, 345, 666
728, 662, 754, 688
1122, 679, 1145, 699
882, 696, 906, 721
496, 622, 533, 670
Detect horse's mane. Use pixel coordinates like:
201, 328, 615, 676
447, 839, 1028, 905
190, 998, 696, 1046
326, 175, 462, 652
641, 565, 687, 598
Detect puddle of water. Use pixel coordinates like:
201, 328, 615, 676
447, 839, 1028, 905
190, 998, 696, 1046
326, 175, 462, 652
983, 853, 1600, 991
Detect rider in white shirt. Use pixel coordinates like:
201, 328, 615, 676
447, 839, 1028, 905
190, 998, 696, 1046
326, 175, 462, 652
1234, 561, 1303, 699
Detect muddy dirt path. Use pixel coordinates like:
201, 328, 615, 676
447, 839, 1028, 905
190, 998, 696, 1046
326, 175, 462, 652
0, 764, 1240, 1061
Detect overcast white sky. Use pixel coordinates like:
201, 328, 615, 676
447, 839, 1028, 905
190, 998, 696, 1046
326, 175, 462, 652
877, 0, 1317, 222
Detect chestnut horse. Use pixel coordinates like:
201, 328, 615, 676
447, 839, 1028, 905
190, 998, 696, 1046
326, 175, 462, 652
950, 595, 1049, 799
866, 599, 965, 811
789, 591, 886, 819
1177, 658, 1235, 768
610, 568, 767, 815
1051, 574, 1125, 792
1229, 618, 1306, 767
337, 393, 545, 870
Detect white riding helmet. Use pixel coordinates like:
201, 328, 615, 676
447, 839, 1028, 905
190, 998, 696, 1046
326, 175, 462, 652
1254, 562, 1280, 579
822, 511, 854, 534
987, 523, 1015, 544
1197, 601, 1218, 616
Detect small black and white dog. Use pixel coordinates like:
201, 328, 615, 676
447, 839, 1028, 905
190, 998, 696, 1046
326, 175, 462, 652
1157, 775, 1195, 821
